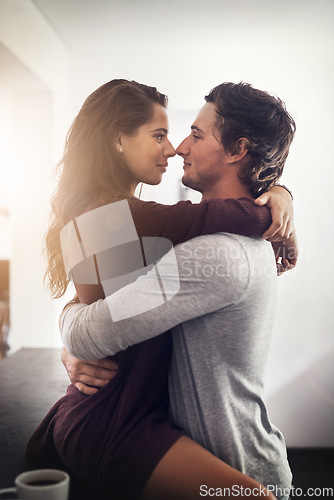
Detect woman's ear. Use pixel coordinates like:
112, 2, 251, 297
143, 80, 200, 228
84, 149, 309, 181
115, 133, 124, 154
229, 138, 248, 163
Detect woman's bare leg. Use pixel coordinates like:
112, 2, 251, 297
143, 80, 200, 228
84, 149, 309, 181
142, 436, 275, 500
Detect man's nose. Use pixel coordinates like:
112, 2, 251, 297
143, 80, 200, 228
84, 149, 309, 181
176, 137, 189, 158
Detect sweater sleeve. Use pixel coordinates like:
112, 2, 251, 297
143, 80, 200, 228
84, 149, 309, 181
62, 234, 250, 360
74, 197, 270, 304
128, 197, 271, 244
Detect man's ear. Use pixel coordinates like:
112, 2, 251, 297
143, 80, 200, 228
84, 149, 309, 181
229, 138, 248, 163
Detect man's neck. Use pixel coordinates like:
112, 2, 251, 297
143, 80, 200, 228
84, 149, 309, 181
201, 178, 251, 201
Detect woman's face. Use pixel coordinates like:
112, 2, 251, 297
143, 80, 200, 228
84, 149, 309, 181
119, 104, 176, 186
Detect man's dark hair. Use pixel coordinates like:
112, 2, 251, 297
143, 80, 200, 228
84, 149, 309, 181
205, 82, 296, 197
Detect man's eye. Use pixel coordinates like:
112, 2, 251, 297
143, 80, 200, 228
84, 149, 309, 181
192, 134, 200, 141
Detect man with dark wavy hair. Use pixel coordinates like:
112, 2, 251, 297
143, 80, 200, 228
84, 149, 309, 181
178, 82, 295, 198
61, 82, 297, 500
188, 82, 295, 199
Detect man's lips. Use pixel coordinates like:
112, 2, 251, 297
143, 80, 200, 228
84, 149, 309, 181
183, 162, 191, 170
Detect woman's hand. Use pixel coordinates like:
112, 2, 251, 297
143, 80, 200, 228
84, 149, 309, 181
255, 185, 298, 273
271, 232, 299, 276
255, 185, 294, 241
61, 346, 118, 396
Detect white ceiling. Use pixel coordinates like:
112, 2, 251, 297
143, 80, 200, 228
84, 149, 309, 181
30, 0, 334, 110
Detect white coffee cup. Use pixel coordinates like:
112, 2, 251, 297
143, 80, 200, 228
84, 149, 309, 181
0, 469, 70, 500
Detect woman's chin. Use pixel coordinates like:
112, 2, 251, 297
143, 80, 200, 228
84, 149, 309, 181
145, 177, 163, 186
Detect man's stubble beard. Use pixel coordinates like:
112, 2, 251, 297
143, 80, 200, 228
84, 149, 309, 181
182, 172, 211, 196
182, 173, 202, 194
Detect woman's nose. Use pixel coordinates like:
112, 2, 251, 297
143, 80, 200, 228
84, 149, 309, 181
165, 139, 176, 158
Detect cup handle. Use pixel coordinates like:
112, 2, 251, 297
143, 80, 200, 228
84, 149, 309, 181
0, 488, 17, 497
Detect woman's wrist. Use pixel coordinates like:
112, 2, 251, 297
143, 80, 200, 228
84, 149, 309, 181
274, 183, 293, 200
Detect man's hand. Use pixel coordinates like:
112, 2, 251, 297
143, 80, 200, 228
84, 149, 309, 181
271, 232, 299, 275
255, 185, 294, 241
61, 346, 118, 396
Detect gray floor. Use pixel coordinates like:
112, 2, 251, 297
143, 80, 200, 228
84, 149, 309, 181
287, 448, 334, 496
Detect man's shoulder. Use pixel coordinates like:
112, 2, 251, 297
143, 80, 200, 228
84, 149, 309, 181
173, 233, 274, 274
172, 234, 250, 304
174, 234, 250, 279
175, 232, 265, 254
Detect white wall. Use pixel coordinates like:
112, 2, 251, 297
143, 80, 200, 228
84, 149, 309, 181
0, 0, 72, 350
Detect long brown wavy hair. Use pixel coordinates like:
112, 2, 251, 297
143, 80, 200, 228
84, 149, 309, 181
45, 79, 167, 298
205, 82, 296, 197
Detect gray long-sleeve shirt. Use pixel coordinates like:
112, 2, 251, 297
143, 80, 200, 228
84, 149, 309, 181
61, 233, 292, 492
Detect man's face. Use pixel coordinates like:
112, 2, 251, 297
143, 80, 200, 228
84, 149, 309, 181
177, 102, 229, 194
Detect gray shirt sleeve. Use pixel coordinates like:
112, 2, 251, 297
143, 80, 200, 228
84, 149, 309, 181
60, 234, 250, 360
